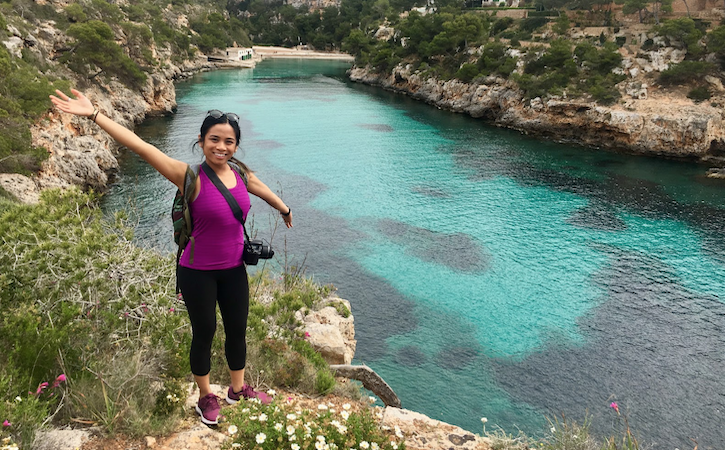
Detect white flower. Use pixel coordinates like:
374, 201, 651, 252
242, 408, 250, 413
289, 435, 297, 442
550, 427, 556, 433
341, 411, 350, 420
318, 404, 328, 410
336, 424, 347, 434
255, 433, 267, 444
14, 396, 21, 403
368, 396, 376, 403
287, 425, 296, 435
316, 435, 326, 442
342, 403, 351, 410
315, 442, 326, 450
250, 415, 258, 421
394, 425, 403, 439
359, 441, 370, 449
330, 409, 335, 414
371, 444, 379, 450
481, 417, 488, 424
259, 413, 268, 422
275, 423, 284, 431
291, 445, 300, 450
391, 443, 398, 450
228, 425, 238, 435
231, 444, 241, 448
286, 413, 297, 420
267, 389, 276, 396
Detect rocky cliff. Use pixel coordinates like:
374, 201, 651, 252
348, 62, 725, 165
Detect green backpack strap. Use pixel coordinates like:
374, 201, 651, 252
175, 164, 200, 294
228, 157, 249, 187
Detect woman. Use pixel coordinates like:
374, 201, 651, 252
50, 89, 293, 425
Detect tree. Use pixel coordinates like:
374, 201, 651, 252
619, 0, 649, 23
64, 20, 146, 89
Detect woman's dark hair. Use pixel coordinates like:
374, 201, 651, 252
199, 113, 241, 146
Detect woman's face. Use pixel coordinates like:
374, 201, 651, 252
199, 123, 237, 167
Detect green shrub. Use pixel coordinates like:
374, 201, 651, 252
659, 60, 714, 85
687, 85, 711, 102
64, 3, 87, 23
655, 17, 704, 57
455, 62, 480, 82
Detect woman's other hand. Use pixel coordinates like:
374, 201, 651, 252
49, 89, 94, 117
282, 210, 293, 228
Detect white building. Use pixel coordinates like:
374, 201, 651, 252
225, 47, 254, 61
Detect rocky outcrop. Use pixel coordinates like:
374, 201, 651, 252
299, 296, 357, 365
348, 64, 725, 163
382, 407, 490, 450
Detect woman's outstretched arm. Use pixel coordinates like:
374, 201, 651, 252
246, 172, 293, 228
50, 89, 188, 190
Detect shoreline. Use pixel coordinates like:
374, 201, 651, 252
252, 45, 355, 61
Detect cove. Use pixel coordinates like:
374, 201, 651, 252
102, 59, 725, 449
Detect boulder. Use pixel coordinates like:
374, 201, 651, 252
382, 407, 491, 450
302, 298, 356, 365
0, 173, 40, 204
33, 428, 91, 450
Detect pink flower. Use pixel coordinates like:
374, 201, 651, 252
304, 332, 311, 339
169, 308, 175, 313
52, 374, 67, 389
34, 382, 49, 396
610, 402, 619, 414
3, 420, 11, 427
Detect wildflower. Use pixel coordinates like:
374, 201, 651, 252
32, 382, 49, 396
255, 433, 267, 444
275, 423, 284, 431
14, 396, 21, 403
550, 427, 556, 433
304, 331, 311, 338
368, 396, 376, 404
336, 424, 347, 434
341, 411, 350, 420
287, 396, 294, 402
289, 435, 297, 442
610, 402, 620, 414
231, 444, 241, 448
286, 413, 297, 420
228, 425, 238, 435
291, 445, 300, 450
287, 425, 296, 435
242, 408, 250, 413
169, 308, 175, 312
342, 403, 351, 410
250, 415, 258, 421
318, 404, 328, 410
391, 443, 398, 450
359, 442, 370, 449
315, 442, 326, 450
394, 425, 403, 439
267, 389, 276, 396
317, 435, 326, 442
481, 417, 487, 424
371, 444, 379, 450
259, 413, 268, 422
3, 420, 11, 427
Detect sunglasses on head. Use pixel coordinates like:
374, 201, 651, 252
207, 110, 240, 124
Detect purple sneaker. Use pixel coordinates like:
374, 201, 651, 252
226, 384, 271, 405
195, 393, 221, 425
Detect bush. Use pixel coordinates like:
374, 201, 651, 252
659, 60, 715, 85
455, 62, 480, 82
688, 85, 711, 102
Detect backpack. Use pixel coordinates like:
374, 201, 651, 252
172, 157, 249, 291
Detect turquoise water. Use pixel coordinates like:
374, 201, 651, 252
103, 60, 725, 449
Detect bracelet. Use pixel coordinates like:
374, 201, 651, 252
88, 108, 99, 123
281, 207, 291, 216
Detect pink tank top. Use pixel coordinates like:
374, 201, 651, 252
179, 169, 251, 270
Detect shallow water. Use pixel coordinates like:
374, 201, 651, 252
102, 59, 725, 449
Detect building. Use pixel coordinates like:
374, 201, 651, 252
225, 47, 254, 61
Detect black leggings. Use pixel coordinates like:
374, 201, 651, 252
178, 264, 249, 376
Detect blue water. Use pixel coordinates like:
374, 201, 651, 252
103, 60, 725, 449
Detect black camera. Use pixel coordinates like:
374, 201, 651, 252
243, 239, 274, 265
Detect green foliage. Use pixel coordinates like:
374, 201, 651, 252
491, 16, 514, 36
455, 62, 480, 81
190, 13, 252, 54
63, 20, 147, 88
552, 13, 570, 36
620, 0, 648, 22
519, 16, 549, 33
0, 45, 69, 174
687, 86, 711, 102
477, 40, 518, 77
524, 39, 575, 76
655, 18, 704, 57
659, 60, 714, 85
225, 397, 405, 450
64, 2, 87, 23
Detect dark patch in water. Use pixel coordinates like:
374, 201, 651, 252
492, 244, 725, 449
411, 185, 451, 198
435, 346, 479, 370
397, 346, 427, 367
567, 203, 627, 231
378, 219, 490, 273
249, 139, 284, 150
357, 123, 395, 132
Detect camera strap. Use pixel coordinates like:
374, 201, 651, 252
201, 161, 252, 244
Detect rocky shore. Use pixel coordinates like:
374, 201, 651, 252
348, 61, 725, 168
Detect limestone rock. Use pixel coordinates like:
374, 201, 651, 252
33, 428, 91, 450
3, 36, 23, 57
0, 174, 40, 204
302, 297, 356, 365
382, 407, 491, 450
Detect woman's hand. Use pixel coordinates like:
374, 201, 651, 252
49, 89, 95, 117
281, 210, 293, 228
